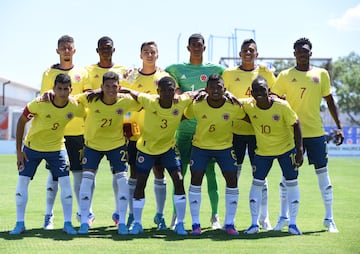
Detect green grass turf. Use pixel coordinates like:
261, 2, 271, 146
0, 155, 359, 254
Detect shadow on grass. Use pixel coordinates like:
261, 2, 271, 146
0, 225, 328, 241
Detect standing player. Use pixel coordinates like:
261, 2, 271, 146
77, 71, 141, 235
243, 76, 303, 235
121, 41, 171, 230
10, 73, 84, 235
271, 38, 344, 233
85, 36, 129, 225
40, 35, 92, 229
185, 74, 245, 236
165, 33, 225, 229
222, 38, 276, 230
86, 36, 127, 89
124, 76, 193, 235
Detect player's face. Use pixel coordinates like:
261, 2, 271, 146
101, 79, 119, 100
53, 82, 72, 101
157, 83, 175, 100
97, 40, 115, 58
206, 80, 225, 101
187, 38, 205, 58
140, 44, 158, 65
57, 42, 75, 62
251, 81, 269, 102
294, 44, 311, 65
240, 43, 258, 64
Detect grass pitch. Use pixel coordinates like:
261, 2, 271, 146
0, 155, 359, 254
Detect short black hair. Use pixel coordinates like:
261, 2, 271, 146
188, 33, 205, 45
54, 73, 72, 87
103, 71, 119, 83
98, 36, 114, 48
251, 75, 268, 89
158, 76, 175, 88
293, 37, 312, 50
207, 73, 224, 86
58, 35, 74, 47
241, 38, 256, 48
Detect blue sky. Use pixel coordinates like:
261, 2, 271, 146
0, 0, 359, 89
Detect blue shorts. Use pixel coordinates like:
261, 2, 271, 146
232, 134, 256, 165
82, 145, 128, 173
21, 146, 69, 179
303, 136, 328, 168
136, 147, 181, 175
190, 146, 237, 172
253, 148, 299, 180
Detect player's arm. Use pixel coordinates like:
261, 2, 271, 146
293, 119, 304, 167
324, 94, 344, 146
16, 108, 32, 171
118, 88, 140, 101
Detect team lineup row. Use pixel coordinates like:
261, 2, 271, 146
9, 34, 344, 236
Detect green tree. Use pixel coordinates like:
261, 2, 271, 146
332, 52, 360, 125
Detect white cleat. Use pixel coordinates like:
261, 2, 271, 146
273, 216, 289, 231
244, 224, 260, 234
324, 219, 339, 233
259, 217, 272, 230
43, 214, 54, 230
288, 224, 302, 235
211, 214, 222, 229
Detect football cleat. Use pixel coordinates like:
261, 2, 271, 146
288, 224, 302, 235
9, 221, 25, 235
210, 214, 222, 229
174, 222, 188, 235
112, 213, 120, 227
191, 223, 201, 235
63, 222, 77, 235
118, 223, 128, 235
324, 219, 339, 233
273, 216, 289, 231
225, 224, 239, 236
244, 224, 260, 234
129, 222, 143, 235
259, 217, 273, 230
43, 214, 54, 230
78, 223, 90, 234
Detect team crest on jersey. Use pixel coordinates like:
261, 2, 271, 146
116, 108, 124, 115
272, 114, 280, 121
312, 77, 319, 84
82, 157, 87, 164
137, 84, 143, 89
95, 109, 100, 113
74, 75, 81, 82
201, 114, 207, 119
291, 78, 297, 82
46, 114, 51, 118
172, 109, 179, 116
235, 77, 240, 81
67, 112, 74, 120
137, 155, 145, 164
200, 74, 207, 82
222, 113, 230, 121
